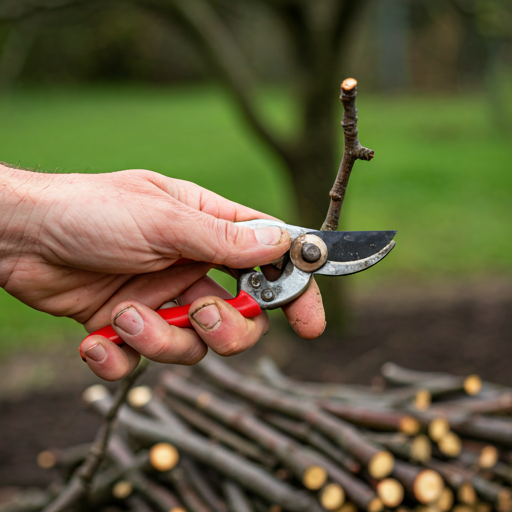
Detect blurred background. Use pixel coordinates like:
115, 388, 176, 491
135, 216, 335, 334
0, 0, 512, 487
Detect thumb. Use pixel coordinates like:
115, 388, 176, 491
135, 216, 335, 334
176, 212, 291, 268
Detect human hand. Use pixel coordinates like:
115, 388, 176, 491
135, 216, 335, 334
0, 167, 325, 380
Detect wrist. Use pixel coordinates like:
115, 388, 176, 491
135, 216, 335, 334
0, 165, 55, 288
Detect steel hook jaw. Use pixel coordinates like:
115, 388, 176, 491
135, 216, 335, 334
238, 260, 312, 310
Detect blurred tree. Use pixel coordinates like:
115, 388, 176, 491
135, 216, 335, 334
409, 0, 512, 126
1, 0, 372, 331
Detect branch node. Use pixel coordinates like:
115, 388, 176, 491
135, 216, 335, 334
321, 78, 374, 231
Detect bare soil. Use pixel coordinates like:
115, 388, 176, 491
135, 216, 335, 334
1, 278, 511, 491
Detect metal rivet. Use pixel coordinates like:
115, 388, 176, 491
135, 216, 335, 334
301, 243, 321, 263
261, 289, 275, 302
249, 274, 261, 289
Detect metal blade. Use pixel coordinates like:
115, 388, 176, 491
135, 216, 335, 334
236, 220, 397, 276
314, 240, 396, 276
307, 229, 397, 263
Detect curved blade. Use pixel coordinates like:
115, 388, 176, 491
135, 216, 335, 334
309, 230, 397, 262
314, 240, 396, 276
236, 220, 397, 276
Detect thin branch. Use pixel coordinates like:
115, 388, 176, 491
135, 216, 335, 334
41, 359, 148, 512
138, 0, 293, 165
89, 392, 324, 512
321, 78, 374, 231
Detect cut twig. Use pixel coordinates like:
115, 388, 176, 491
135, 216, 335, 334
161, 371, 328, 490
381, 363, 482, 397
437, 431, 462, 458
262, 413, 361, 473
41, 359, 148, 512
197, 358, 394, 479
320, 400, 420, 435
162, 394, 276, 467
161, 466, 212, 512
88, 389, 323, 512
374, 478, 404, 508
180, 456, 228, 512
319, 482, 345, 510
222, 480, 254, 512
149, 442, 180, 472
365, 433, 432, 463
435, 486, 455, 511
107, 434, 183, 512
391, 460, 444, 505
321, 78, 374, 231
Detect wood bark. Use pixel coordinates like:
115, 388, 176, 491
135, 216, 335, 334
89, 392, 324, 512
41, 359, 148, 512
161, 371, 328, 490
197, 357, 394, 479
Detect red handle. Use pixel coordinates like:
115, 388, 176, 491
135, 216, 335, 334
80, 291, 261, 360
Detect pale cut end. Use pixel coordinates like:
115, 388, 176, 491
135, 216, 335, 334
170, 508, 187, 512
464, 374, 482, 395
320, 483, 345, 510
196, 391, 212, 408
128, 386, 152, 408
399, 416, 421, 435
368, 451, 394, 479
82, 384, 109, 404
376, 478, 404, 507
498, 490, 512, 512
479, 445, 499, 468
112, 480, 133, 499
411, 435, 432, 462
414, 389, 432, 410
367, 497, 384, 512
338, 503, 357, 512
302, 465, 328, 490
457, 481, 477, 505
438, 431, 462, 457
413, 469, 444, 504
37, 451, 57, 469
428, 417, 449, 441
149, 443, 180, 472
436, 487, 454, 511
341, 78, 357, 91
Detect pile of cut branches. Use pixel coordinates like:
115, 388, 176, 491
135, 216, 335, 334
4, 357, 512, 512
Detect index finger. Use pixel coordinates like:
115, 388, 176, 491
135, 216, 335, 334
282, 278, 325, 340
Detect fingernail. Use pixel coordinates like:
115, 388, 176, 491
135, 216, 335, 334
114, 307, 143, 335
191, 303, 221, 331
84, 342, 107, 363
255, 227, 283, 246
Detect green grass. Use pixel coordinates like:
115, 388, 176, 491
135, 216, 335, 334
0, 84, 511, 350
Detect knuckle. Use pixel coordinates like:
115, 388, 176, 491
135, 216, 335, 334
217, 221, 243, 249
123, 168, 152, 180
179, 344, 208, 366
139, 333, 170, 361
215, 337, 243, 357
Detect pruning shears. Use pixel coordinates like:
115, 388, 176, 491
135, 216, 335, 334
81, 219, 395, 357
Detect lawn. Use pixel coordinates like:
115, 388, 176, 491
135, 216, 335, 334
0, 84, 511, 350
